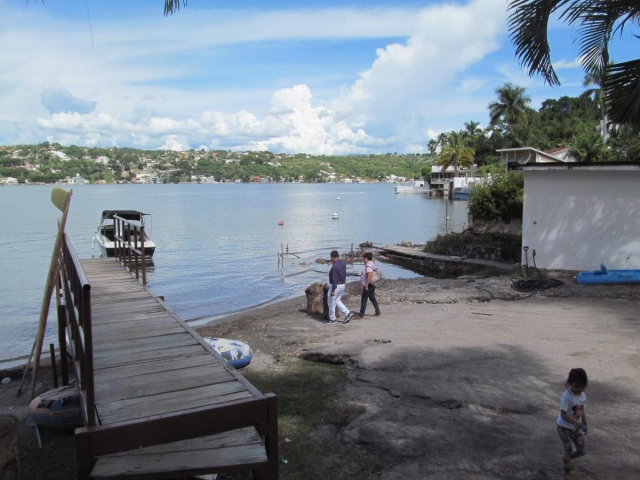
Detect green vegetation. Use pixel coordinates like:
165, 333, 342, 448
508, 0, 640, 128
468, 173, 524, 224
226, 358, 377, 480
0, 144, 429, 184
436, 82, 639, 167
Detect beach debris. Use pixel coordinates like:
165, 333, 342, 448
359, 241, 373, 248
315, 258, 330, 264
365, 339, 392, 345
1, 377, 11, 385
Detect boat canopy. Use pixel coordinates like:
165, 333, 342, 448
100, 210, 149, 221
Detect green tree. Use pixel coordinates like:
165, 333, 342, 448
463, 120, 482, 137
437, 131, 475, 176
426, 139, 438, 158
508, 0, 640, 127
581, 65, 611, 143
469, 173, 524, 223
488, 83, 531, 137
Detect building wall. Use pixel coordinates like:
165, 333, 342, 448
523, 170, 640, 270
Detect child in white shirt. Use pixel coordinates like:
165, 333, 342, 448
556, 368, 588, 471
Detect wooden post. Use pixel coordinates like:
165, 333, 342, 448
28, 188, 72, 399
57, 304, 69, 386
49, 343, 58, 389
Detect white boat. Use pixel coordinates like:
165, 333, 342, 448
395, 179, 430, 194
332, 213, 339, 219
93, 210, 156, 258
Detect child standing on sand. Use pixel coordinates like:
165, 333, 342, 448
557, 368, 589, 471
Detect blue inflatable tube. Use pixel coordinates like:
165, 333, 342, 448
204, 337, 253, 369
576, 267, 640, 285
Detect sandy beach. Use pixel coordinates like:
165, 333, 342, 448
2, 273, 640, 479
197, 274, 640, 479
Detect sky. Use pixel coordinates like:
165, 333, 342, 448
0, 0, 637, 154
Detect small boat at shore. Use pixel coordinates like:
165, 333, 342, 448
93, 210, 156, 258
452, 186, 472, 200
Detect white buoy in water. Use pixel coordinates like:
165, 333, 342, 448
337, 197, 341, 200
332, 213, 339, 219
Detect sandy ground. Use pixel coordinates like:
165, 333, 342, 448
199, 274, 640, 479
2, 273, 639, 479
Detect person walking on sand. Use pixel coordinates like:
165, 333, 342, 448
557, 368, 589, 472
356, 252, 381, 319
326, 250, 354, 324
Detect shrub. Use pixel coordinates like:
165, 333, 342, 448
469, 172, 523, 223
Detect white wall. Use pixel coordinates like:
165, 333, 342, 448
523, 169, 640, 270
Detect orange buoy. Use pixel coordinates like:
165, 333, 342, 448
278, 221, 284, 226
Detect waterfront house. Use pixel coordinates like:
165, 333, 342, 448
0, 177, 18, 185
429, 166, 482, 197
517, 163, 640, 270
496, 146, 577, 170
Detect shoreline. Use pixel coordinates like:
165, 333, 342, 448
3, 274, 640, 479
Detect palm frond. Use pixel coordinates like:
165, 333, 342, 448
508, 0, 571, 86
164, 0, 187, 16
604, 59, 640, 127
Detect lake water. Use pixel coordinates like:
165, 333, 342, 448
0, 183, 469, 363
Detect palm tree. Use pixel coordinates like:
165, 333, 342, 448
507, 0, 640, 128
488, 83, 531, 136
437, 132, 449, 150
463, 120, 482, 137
437, 131, 475, 177
164, 0, 187, 15
427, 139, 438, 158
581, 66, 610, 143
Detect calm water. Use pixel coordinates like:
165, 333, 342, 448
0, 183, 469, 362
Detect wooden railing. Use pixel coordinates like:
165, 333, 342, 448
113, 214, 147, 286
60, 233, 96, 427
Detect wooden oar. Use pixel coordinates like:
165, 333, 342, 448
22, 188, 72, 399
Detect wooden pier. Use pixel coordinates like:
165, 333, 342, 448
57, 224, 278, 479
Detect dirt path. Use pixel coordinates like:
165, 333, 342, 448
200, 275, 640, 479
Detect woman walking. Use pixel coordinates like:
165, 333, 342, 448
356, 252, 381, 318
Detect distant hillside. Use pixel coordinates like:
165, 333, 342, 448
0, 143, 430, 184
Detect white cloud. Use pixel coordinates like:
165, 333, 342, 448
553, 58, 582, 70
36, 85, 390, 155
2, 0, 513, 153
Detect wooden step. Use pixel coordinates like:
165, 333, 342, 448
90, 427, 268, 480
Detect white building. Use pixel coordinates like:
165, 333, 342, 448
51, 151, 69, 161
0, 177, 18, 185
95, 156, 110, 164
520, 163, 640, 270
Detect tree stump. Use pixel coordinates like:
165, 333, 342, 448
305, 282, 324, 316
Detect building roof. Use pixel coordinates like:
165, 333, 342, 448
514, 162, 640, 172
496, 147, 566, 163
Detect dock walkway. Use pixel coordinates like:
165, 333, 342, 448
380, 245, 515, 271
71, 258, 277, 479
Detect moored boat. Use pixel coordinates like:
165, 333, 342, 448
93, 210, 156, 258
452, 186, 472, 200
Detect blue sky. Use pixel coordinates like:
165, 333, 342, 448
0, 0, 637, 154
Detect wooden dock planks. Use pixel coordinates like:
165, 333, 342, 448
76, 258, 277, 479
79, 258, 256, 426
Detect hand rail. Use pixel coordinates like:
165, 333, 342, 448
113, 215, 147, 286
60, 233, 95, 427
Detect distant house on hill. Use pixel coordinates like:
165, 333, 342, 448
496, 146, 577, 170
